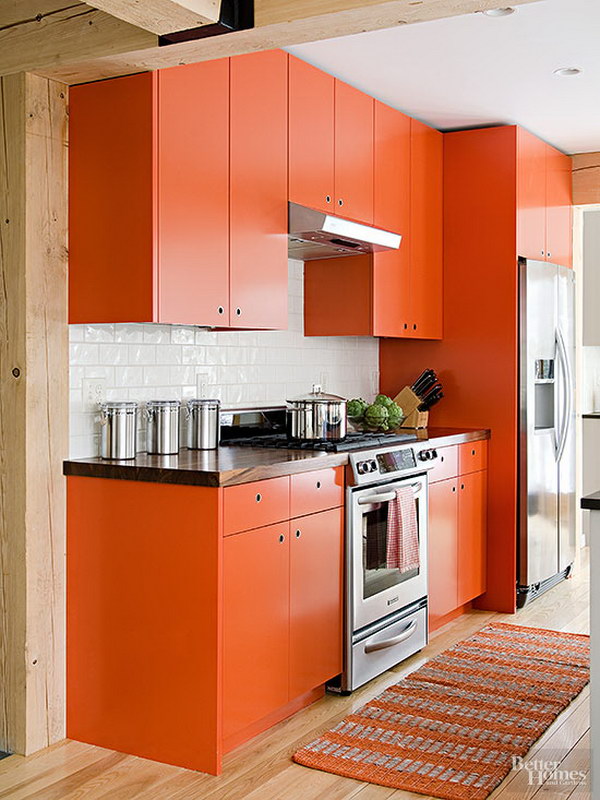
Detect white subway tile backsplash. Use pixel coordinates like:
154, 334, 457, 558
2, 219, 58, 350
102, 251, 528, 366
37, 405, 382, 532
69, 260, 379, 458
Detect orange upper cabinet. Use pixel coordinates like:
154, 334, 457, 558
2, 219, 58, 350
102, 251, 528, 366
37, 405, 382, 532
69, 72, 158, 324
517, 127, 546, 262
69, 53, 288, 328
517, 128, 573, 268
158, 60, 230, 326
229, 51, 289, 329
545, 144, 573, 268
334, 80, 374, 225
288, 56, 335, 214
372, 102, 411, 338
409, 118, 443, 340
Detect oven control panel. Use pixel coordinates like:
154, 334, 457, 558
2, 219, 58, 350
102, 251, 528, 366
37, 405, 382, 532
350, 445, 438, 485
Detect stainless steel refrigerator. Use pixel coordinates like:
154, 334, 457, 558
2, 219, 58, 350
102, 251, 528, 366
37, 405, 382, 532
517, 259, 576, 607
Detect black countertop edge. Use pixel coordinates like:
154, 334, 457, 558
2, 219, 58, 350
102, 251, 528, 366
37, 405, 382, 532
581, 492, 600, 510
582, 413, 600, 419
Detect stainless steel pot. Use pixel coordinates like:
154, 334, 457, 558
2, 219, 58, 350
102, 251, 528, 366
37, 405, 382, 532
286, 384, 347, 442
99, 401, 138, 460
186, 398, 220, 450
146, 400, 181, 455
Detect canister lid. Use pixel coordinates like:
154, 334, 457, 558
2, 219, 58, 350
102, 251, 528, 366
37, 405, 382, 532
100, 401, 138, 412
187, 398, 221, 408
147, 399, 181, 407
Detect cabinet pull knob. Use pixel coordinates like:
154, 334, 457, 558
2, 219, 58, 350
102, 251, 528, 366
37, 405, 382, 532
452, 486, 456, 493
413, 324, 417, 330
472, 449, 476, 456
541, 250, 545, 256
218, 306, 224, 314
279, 534, 285, 543
236, 308, 241, 316
316, 481, 321, 489
255, 493, 262, 503
338, 198, 344, 207
326, 195, 331, 203
547, 252, 552, 258
295, 529, 301, 538
403, 323, 408, 330
461, 483, 465, 490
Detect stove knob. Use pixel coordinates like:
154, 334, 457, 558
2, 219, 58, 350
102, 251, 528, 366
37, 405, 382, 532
418, 450, 429, 461
370, 459, 378, 472
431, 449, 438, 459
357, 462, 366, 474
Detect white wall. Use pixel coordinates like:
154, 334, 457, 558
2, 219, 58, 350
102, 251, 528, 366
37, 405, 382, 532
69, 260, 380, 458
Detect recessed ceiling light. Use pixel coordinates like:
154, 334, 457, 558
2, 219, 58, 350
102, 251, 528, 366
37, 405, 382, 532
482, 7, 516, 16
553, 67, 583, 77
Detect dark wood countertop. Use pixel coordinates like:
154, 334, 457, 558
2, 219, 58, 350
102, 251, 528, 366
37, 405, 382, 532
581, 492, 600, 511
582, 413, 600, 419
63, 426, 490, 487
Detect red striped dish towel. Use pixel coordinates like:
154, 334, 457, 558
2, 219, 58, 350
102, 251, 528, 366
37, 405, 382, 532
386, 486, 420, 572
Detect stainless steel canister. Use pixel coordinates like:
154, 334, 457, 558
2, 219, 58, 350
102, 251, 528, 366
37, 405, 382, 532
99, 401, 138, 460
146, 400, 181, 455
186, 399, 220, 450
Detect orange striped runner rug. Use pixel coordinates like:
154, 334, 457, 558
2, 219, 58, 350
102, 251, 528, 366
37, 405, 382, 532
293, 623, 589, 800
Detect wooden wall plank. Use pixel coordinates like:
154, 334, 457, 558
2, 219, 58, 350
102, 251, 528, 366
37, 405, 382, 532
30, 0, 541, 85
84, 0, 220, 34
573, 152, 600, 206
0, 1, 156, 78
0, 72, 68, 755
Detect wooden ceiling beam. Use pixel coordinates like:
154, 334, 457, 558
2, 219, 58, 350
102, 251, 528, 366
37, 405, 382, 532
573, 152, 600, 206
0, 1, 157, 78
32, 0, 542, 85
83, 0, 220, 35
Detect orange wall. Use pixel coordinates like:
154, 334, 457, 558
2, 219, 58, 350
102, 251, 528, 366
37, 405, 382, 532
380, 126, 519, 614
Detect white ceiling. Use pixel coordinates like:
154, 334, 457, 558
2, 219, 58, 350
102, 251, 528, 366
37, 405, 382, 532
287, 0, 600, 154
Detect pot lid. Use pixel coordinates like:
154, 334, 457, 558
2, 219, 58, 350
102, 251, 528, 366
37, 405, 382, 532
287, 384, 347, 404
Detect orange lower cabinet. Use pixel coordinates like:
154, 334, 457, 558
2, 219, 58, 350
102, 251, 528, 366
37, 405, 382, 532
223, 522, 290, 745
290, 466, 344, 518
457, 471, 488, 606
67, 477, 222, 774
289, 508, 344, 698
428, 479, 459, 629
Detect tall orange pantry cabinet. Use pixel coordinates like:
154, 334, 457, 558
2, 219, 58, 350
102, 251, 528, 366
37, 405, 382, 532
69, 51, 288, 328
380, 124, 573, 614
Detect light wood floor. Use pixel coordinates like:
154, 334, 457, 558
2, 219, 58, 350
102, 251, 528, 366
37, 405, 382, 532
0, 552, 590, 800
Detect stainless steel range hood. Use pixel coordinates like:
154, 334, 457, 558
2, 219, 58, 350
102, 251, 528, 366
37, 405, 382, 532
288, 202, 402, 261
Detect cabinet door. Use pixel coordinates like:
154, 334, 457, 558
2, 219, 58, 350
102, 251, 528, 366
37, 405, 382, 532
69, 73, 156, 324
158, 60, 230, 326
517, 127, 547, 261
290, 509, 343, 698
230, 51, 288, 329
223, 523, 290, 742
372, 102, 412, 338
457, 470, 487, 606
428, 479, 458, 628
289, 56, 335, 214
334, 80, 374, 225
546, 144, 573, 268
409, 119, 443, 340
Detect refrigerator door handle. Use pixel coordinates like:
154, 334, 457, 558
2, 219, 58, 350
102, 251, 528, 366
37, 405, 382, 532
555, 327, 572, 463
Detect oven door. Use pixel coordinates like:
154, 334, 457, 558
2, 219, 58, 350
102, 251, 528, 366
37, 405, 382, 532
349, 475, 428, 632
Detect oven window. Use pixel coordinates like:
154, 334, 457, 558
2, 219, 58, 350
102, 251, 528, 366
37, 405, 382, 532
361, 497, 420, 599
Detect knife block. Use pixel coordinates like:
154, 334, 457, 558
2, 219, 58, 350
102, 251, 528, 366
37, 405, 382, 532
393, 386, 429, 430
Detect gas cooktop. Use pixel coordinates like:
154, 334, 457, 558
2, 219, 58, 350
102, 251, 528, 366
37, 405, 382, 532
221, 431, 417, 453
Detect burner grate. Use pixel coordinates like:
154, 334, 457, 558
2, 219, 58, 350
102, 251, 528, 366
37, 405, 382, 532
221, 431, 417, 453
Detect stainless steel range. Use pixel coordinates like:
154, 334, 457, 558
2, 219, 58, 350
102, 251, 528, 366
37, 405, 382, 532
332, 442, 438, 693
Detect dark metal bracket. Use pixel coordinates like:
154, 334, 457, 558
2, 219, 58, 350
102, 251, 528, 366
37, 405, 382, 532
159, 0, 254, 45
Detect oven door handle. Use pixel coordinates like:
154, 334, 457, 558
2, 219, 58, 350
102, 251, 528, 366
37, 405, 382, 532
364, 620, 418, 653
356, 482, 423, 506
357, 490, 397, 505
